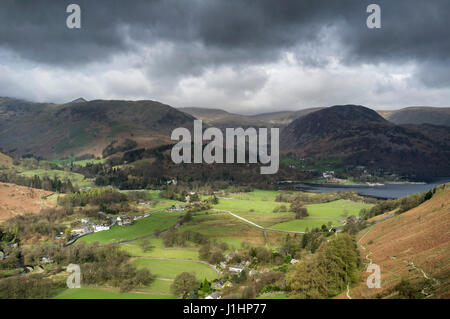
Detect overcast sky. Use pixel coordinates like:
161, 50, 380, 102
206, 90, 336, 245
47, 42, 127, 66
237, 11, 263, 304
0, 0, 449, 114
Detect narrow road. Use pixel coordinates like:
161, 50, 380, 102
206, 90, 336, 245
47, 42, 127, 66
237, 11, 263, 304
212, 209, 305, 234
346, 283, 352, 299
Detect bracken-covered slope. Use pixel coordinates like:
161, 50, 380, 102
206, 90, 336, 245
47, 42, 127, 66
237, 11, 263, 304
0, 97, 195, 159
338, 184, 450, 299
0, 182, 56, 223
0, 151, 13, 167
280, 105, 450, 177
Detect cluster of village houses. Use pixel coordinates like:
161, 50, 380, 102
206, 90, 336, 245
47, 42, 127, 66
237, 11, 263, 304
204, 253, 301, 299
67, 201, 188, 244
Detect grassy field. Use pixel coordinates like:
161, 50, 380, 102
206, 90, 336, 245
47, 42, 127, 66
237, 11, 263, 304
213, 191, 373, 233
46, 157, 106, 167
19, 169, 91, 187
306, 199, 371, 218
221, 189, 282, 201
270, 219, 337, 232
134, 258, 218, 281
270, 199, 373, 232
54, 287, 177, 299
121, 244, 199, 260
213, 191, 293, 228
61, 189, 374, 299
80, 211, 182, 244
175, 211, 273, 248
145, 279, 173, 294
73, 159, 106, 167
120, 189, 185, 210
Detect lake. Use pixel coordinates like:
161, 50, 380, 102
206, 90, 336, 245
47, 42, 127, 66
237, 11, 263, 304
295, 177, 450, 199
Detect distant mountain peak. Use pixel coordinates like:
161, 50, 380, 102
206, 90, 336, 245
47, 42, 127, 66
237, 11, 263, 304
70, 97, 88, 104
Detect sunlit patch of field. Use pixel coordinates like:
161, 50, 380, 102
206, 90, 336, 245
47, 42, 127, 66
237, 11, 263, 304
19, 169, 92, 187
80, 211, 183, 244
134, 258, 218, 281
214, 197, 293, 227
176, 211, 267, 248
54, 287, 177, 299
269, 199, 373, 232
120, 189, 185, 210
121, 244, 199, 260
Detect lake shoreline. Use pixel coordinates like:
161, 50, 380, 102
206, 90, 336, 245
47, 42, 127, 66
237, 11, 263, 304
295, 178, 450, 199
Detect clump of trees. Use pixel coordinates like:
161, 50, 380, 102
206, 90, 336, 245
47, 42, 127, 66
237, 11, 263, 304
186, 202, 212, 213
82, 257, 152, 292
159, 186, 190, 202
22, 242, 152, 293
0, 273, 66, 299
0, 171, 75, 193
290, 202, 309, 219
0, 228, 16, 244
126, 190, 151, 202
198, 242, 228, 265
394, 278, 427, 299
344, 216, 367, 235
247, 246, 273, 264
171, 272, 200, 298
58, 187, 127, 207
0, 245, 20, 270
360, 189, 435, 219
161, 230, 209, 247
2, 207, 74, 242
277, 229, 333, 259
287, 233, 360, 298
272, 205, 288, 213
221, 270, 285, 299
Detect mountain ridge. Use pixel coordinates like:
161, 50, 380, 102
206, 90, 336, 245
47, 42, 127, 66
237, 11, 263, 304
280, 105, 450, 177
0, 97, 195, 159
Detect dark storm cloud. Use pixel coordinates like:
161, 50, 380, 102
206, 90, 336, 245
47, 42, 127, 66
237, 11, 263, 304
0, 0, 449, 107
0, 1, 448, 68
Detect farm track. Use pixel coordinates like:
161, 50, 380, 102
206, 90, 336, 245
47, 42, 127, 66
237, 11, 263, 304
212, 209, 305, 234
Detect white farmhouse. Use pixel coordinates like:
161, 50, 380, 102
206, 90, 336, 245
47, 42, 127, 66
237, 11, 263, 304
229, 266, 244, 273
94, 225, 110, 232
